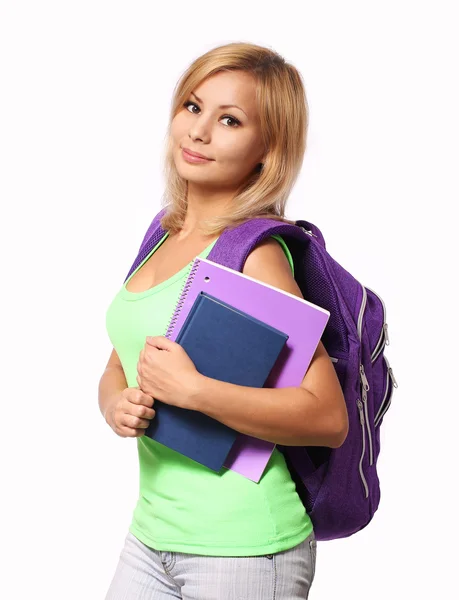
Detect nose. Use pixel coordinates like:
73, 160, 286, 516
188, 115, 212, 144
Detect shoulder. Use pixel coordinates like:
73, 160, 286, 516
242, 236, 302, 299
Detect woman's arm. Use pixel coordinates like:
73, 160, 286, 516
191, 366, 344, 447
190, 238, 349, 448
98, 349, 128, 423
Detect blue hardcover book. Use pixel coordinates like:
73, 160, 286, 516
144, 292, 289, 472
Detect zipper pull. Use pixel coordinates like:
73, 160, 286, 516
384, 323, 390, 346
389, 367, 398, 388
360, 364, 370, 391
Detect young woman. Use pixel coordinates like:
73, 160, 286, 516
100, 41, 348, 599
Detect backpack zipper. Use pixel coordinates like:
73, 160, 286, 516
374, 357, 390, 427
366, 285, 389, 363
357, 285, 374, 467
374, 355, 398, 427
359, 364, 373, 466
356, 398, 369, 498
371, 322, 389, 363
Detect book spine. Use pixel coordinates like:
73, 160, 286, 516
164, 258, 201, 339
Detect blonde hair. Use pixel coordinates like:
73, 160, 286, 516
160, 42, 309, 236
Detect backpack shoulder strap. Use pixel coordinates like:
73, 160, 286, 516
124, 207, 168, 283
138, 207, 168, 253
207, 218, 320, 271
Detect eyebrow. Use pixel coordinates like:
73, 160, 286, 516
190, 92, 248, 118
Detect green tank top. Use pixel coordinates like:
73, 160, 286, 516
105, 231, 313, 556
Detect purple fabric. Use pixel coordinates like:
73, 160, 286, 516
124, 208, 397, 541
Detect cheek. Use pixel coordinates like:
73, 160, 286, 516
169, 119, 180, 142
217, 136, 260, 168
170, 113, 188, 140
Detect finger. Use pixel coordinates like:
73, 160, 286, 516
145, 335, 174, 351
118, 425, 145, 438
127, 414, 152, 429
132, 403, 156, 420
128, 391, 155, 408
121, 413, 152, 430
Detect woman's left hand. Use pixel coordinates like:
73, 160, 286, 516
136, 336, 203, 410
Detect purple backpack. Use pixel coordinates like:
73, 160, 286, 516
125, 208, 398, 541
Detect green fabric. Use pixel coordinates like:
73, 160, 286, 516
271, 233, 295, 277
105, 232, 312, 556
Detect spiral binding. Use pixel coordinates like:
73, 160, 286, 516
164, 258, 202, 339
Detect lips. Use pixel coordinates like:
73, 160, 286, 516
182, 147, 213, 160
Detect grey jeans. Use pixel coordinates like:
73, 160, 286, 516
104, 530, 317, 599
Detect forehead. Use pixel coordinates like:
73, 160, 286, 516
192, 71, 258, 119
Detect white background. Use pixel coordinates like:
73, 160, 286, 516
1, 1, 457, 598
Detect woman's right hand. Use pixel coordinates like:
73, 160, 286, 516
106, 386, 156, 438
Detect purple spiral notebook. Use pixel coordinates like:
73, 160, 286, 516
164, 257, 330, 482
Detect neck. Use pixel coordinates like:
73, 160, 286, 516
179, 184, 234, 238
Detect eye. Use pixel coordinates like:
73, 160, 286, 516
183, 101, 199, 115
220, 116, 240, 128
182, 101, 241, 128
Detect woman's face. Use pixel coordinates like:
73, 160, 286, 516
170, 70, 266, 192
